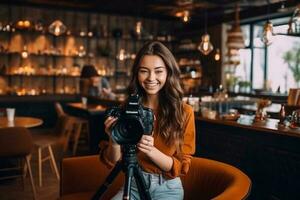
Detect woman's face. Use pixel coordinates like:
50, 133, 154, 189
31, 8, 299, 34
138, 55, 167, 96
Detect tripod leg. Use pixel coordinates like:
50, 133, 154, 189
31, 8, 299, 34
122, 166, 134, 200
134, 167, 152, 200
91, 161, 123, 200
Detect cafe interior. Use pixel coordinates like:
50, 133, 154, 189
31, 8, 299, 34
0, 0, 300, 199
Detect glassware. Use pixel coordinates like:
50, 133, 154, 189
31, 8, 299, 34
278, 104, 286, 125
290, 109, 300, 128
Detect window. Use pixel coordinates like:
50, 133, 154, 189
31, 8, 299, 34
236, 16, 300, 93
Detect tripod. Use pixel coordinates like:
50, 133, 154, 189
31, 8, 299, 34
92, 144, 152, 200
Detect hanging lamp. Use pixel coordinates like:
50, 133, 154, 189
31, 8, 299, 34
48, 20, 67, 36
261, 20, 275, 46
287, 4, 300, 34
261, 1, 275, 46
226, 3, 245, 55
198, 11, 213, 55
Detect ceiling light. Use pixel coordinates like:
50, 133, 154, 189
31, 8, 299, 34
226, 4, 245, 55
198, 11, 213, 55
182, 10, 190, 23
198, 33, 213, 55
214, 48, 220, 61
48, 20, 67, 36
261, 21, 275, 46
135, 21, 142, 36
288, 4, 300, 34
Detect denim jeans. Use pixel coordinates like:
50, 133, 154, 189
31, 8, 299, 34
111, 171, 184, 200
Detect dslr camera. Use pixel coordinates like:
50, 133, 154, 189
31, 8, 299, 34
105, 94, 154, 145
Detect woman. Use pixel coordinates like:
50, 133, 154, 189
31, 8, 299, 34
99, 41, 195, 199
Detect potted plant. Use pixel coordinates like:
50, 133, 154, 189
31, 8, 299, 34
283, 43, 300, 87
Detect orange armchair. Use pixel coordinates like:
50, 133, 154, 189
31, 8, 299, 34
60, 155, 251, 200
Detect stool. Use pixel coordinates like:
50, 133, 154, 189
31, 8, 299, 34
34, 139, 60, 187
32, 115, 73, 187
55, 102, 89, 155
69, 117, 89, 155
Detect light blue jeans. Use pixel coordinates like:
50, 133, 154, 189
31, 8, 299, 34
111, 171, 184, 200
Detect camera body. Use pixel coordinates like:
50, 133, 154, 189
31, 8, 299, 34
105, 94, 154, 145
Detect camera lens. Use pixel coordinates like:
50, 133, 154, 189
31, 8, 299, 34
112, 117, 144, 145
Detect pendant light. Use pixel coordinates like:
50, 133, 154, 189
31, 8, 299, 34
261, 1, 275, 46
198, 10, 213, 55
287, 4, 300, 34
214, 48, 220, 61
261, 20, 275, 46
135, 21, 142, 37
226, 3, 245, 54
182, 10, 190, 23
48, 20, 67, 36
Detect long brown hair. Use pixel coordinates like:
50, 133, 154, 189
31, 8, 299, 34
128, 41, 185, 150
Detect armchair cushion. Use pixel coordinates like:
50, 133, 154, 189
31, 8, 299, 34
60, 155, 251, 200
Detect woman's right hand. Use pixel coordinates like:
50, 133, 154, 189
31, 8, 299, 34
104, 116, 118, 145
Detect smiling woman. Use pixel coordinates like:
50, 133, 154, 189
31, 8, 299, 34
99, 41, 195, 200
138, 55, 168, 96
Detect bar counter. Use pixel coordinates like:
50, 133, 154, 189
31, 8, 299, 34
195, 114, 300, 199
197, 114, 300, 138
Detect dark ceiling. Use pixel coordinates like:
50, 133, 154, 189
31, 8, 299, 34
2, 0, 300, 26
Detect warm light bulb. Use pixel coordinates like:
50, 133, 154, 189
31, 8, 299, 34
117, 49, 126, 61
214, 48, 220, 61
135, 21, 142, 36
48, 20, 67, 36
21, 46, 29, 59
261, 21, 275, 46
182, 10, 190, 23
198, 34, 213, 55
23, 20, 31, 28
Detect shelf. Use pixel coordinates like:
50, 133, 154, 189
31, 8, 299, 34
0, 29, 176, 43
277, 32, 300, 37
0, 52, 103, 59
5, 74, 80, 78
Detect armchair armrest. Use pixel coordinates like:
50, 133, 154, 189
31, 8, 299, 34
61, 155, 106, 195
60, 155, 124, 198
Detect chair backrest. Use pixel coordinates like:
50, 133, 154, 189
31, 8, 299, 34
181, 157, 251, 200
55, 102, 66, 117
287, 88, 300, 106
0, 127, 33, 157
53, 115, 73, 137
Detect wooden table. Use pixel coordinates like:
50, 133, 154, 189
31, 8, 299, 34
0, 117, 43, 128
67, 103, 107, 114
66, 103, 107, 153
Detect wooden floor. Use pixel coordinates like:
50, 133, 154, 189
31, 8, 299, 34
0, 138, 91, 200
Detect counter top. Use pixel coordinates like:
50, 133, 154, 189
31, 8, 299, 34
196, 114, 300, 138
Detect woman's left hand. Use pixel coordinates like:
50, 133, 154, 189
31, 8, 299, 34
137, 135, 155, 155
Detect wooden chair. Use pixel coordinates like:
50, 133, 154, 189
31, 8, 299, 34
32, 115, 73, 187
55, 102, 89, 155
287, 88, 300, 106
0, 127, 37, 200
